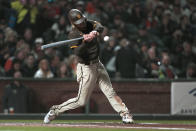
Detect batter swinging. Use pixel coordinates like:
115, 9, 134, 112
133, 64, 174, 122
44, 9, 134, 124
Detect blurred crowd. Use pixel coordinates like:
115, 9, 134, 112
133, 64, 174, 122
0, 0, 196, 79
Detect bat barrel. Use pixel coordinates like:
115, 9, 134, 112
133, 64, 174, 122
41, 37, 83, 50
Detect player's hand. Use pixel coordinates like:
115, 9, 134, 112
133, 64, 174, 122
83, 31, 99, 42
90, 30, 99, 36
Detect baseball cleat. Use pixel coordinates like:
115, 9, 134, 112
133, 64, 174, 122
122, 113, 134, 124
43, 110, 56, 124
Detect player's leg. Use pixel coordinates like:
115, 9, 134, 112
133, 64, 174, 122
56, 64, 97, 113
44, 63, 96, 123
97, 62, 134, 124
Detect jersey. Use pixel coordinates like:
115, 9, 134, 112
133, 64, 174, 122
68, 20, 104, 64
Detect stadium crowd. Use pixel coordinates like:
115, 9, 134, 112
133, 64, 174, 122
0, 0, 196, 79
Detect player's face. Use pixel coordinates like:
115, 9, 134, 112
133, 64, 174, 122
75, 20, 86, 30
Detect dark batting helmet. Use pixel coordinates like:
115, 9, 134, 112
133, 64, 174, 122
68, 9, 86, 25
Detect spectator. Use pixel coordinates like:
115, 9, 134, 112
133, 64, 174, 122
185, 63, 196, 79
100, 37, 116, 77
4, 27, 18, 55
32, 37, 45, 61
56, 62, 71, 78
171, 3, 182, 24
6, 58, 22, 77
15, 37, 25, 51
109, 15, 125, 31
11, 0, 38, 34
145, 10, 158, 30
50, 55, 61, 77
34, 58, 54, 78
75, 1, 86, 13
41, 0, 60, 20
22, 43, 31, 56
147, 47, 157, 62
0, 44, 9, 71
154, 3, 164, 24
136, 42, 149, 78
23, 27, 34, 47
42, 29, 55, 44
135, 24, 161, 47
86, 1, 96, 15
34, 1, 54, 37
130, 2, 145, 27
0, 19, 7, 31
51, 15, 69, 41
179, 15, 193, 41
51, 15, 71, 57
4, 49, 25, 74
0, 0, 196, 80
146, 46, 163, 78
146, 0, 163, 11
0, 65, 5, 77
139, 42, 149, 62
44, 48, 58, 60
157, 10, 176, 50
2, 71, 30, 113
170, 29, 184, 53
159, 54, 177, 79
179, 62, 196, 79
149, 59, 164, 78
22, 53, 37, 77
178, 41, 196, 74
116, 38, 150, 78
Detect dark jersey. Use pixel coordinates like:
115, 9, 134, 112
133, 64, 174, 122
68, 20, 104, 63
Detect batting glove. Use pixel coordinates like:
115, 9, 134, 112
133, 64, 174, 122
83, 31, 99, 42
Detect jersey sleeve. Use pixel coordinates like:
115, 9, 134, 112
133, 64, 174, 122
93, 21, 104, 33
68, 29, 83, 49
68, 27, 87, 55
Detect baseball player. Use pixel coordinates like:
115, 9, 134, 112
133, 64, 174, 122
44, 9, 134, 124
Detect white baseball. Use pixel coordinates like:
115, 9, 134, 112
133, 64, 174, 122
103, 36, 109, 42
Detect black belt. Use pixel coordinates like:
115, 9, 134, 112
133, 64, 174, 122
79, 58, 99, 65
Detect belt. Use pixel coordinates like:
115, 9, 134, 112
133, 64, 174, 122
79, 58, 99, 65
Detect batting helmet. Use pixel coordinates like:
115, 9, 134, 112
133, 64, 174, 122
68, 9, 86, 25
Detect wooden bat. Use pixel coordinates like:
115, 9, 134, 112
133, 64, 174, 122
41, 37, 84, 50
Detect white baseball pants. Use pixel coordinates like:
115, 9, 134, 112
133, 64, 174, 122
53, 61, 129, 116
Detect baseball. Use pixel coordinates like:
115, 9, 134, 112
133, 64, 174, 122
104, 36, 109, 42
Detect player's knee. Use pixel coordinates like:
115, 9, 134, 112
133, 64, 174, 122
77, 99, 87, 107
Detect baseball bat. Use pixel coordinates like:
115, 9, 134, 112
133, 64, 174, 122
41, 37, 84, 50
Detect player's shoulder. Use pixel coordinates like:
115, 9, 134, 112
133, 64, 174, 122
88, 20, 101, 25
88, 20, 103, 30
87, 20, 104, 33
